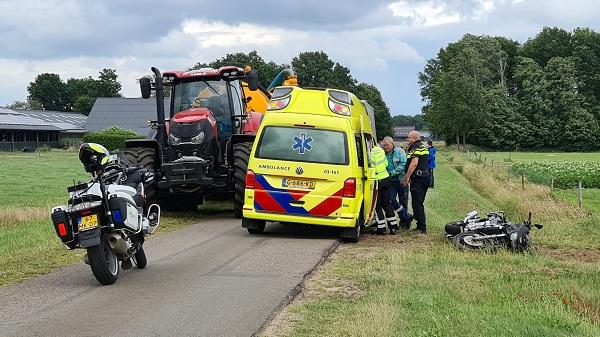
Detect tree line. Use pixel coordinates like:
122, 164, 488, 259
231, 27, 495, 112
7, 69, 123, 115
420, 27, 600, 151
392, 114, 425, 130
9, 51, 393, 138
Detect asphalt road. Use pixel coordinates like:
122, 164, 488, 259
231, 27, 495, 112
0, 215, 339, 337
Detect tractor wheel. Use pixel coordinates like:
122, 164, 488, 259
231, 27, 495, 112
233, 142, 252, 219
122, 147, 157, 207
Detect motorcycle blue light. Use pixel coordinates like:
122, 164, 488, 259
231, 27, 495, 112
113, 209, 122, 223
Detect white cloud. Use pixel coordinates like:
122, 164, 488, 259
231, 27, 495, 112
388, 1, 462, 26
0, 19, 424, 105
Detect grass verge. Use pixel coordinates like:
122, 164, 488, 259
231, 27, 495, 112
262, 153, 600, 337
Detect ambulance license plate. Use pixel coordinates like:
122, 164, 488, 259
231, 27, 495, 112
79, 214, 98, 231
282, 178, 316, 190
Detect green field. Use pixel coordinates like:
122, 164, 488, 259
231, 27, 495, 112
0, 150, 229, 287
475, 151, 600, 163
263, 151, 600, 337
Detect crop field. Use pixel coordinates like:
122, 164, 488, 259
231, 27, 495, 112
474, 151, 600, 163
0, 150, 228, 287
512, 161, 600, 189
263, 151, 600, 337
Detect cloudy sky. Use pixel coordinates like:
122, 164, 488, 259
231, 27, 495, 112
1, 0, 599, 115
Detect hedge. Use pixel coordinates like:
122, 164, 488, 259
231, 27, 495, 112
83, 127, 145, 151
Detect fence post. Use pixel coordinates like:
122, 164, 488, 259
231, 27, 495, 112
578, 180, 583, 208
491, 159, 494, 167
521, 172, 525, 190
550, 177, 554, 192
484, 157, 487, 167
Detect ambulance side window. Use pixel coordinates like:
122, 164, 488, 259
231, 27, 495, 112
364, 133, 374, 167
355, 135, 363, 167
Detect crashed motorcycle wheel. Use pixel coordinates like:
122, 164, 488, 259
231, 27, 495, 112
453, 232, 495, 251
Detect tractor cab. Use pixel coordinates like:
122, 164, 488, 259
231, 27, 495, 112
160, 67, 252, 163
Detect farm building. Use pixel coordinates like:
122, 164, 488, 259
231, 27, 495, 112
393, 125, 432, 141
86, 97, 170, 136
0, 107, 86, 151
393, 126, 416, 140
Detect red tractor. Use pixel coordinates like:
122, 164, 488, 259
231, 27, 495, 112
123, 66, 270, 216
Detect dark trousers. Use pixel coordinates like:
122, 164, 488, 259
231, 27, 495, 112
410, 176, 429, 232
429, 169, 435, 188
389, 178, 411, 222
375, 178, 398, 229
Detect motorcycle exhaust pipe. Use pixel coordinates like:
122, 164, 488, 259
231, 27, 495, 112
106, 234, 128, 255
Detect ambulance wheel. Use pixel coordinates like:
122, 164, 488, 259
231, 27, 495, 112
341, 218, 362, 243
243, 218, 265, 234
233, 142, 253, 219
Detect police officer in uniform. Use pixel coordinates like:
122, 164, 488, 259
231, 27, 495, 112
371, 142, 399, 235
402, 131, 430, 234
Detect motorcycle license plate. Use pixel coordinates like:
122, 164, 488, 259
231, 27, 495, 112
282, 178, 315, 190
78, 214, 98, 231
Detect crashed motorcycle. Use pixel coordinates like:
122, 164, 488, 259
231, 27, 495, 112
50, 143, 160, 285
445, 211, 543, 252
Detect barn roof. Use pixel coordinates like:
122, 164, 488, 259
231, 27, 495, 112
85, 97, 170, 136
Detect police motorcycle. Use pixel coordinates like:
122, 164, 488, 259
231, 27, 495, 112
445, 211, 543, 252
50, 143, 160, 285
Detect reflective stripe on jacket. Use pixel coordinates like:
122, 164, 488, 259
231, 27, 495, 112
370, 146, 389, 180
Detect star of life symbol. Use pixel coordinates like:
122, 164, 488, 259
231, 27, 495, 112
292, 133, 313, 154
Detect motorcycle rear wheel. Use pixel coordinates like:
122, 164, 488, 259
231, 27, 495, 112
453, 232, 495, 251
87, 239, 120, 285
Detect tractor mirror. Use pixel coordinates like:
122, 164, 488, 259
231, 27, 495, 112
140, 77, 152, 99
246, 69, 259, 91
534, 224, 543, 229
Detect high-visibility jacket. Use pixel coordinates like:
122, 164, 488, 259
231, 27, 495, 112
370, 146, 389, 180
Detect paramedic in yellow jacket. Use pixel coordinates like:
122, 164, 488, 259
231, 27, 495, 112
371, 143, 399, 235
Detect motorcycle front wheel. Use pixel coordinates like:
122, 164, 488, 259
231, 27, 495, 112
87, 239, 120, 285
133, 245, 147, 269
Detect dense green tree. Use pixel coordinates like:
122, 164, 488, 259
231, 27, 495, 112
475, 87, 532, 150
291, 51, 358, 92
73, 96, 96, 116
96, 68, 122, 98
27, 73, 68, 111
28, 69, 122, 113
520, 27, 572, 67
513, 56, 551, 147
421, 34, 505, 147
190, 51, 285, 88
426, 71, 486, 147
571, 28, 600, 121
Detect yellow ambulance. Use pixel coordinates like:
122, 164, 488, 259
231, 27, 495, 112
241, 86, 378, 242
